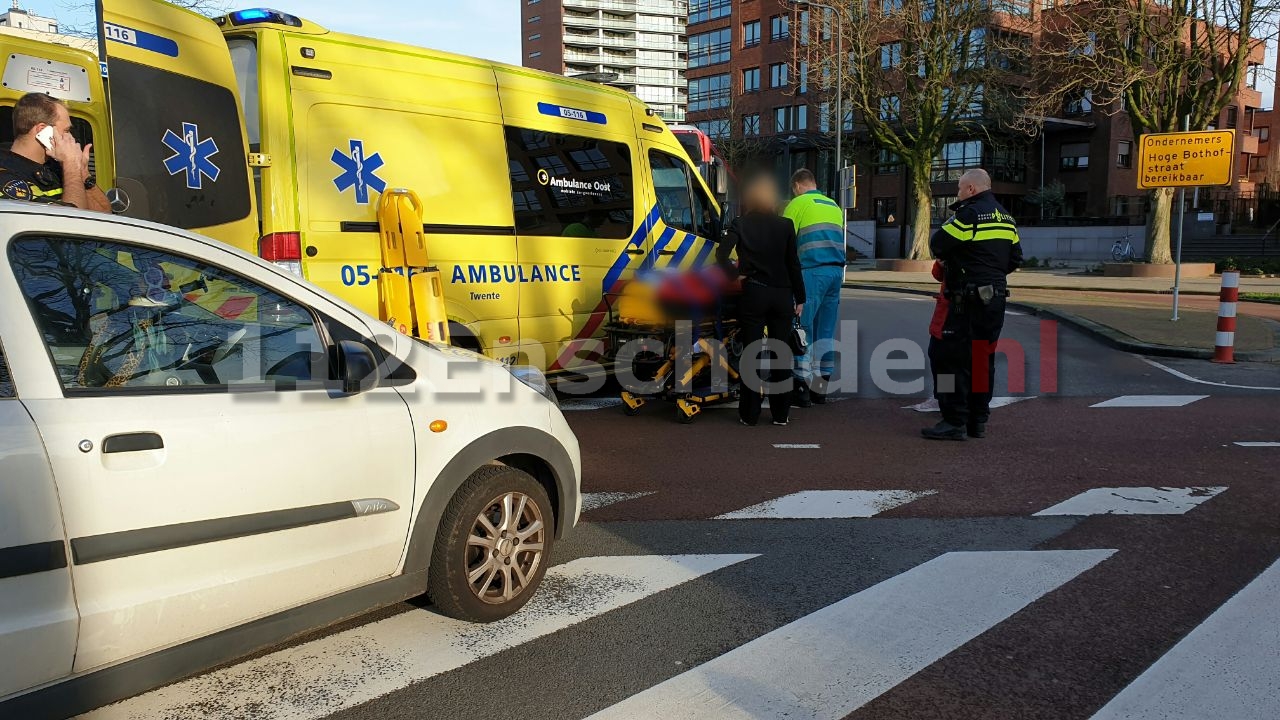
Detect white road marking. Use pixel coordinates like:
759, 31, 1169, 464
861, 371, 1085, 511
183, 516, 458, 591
588, 549, 1115, 720
581, 491, 657, 511
1139, 357, 1280, 391
905, 396, 1033, 413
1090, 395, 1209, 408
714, 490, 936, 519
773, 443, 821, 449
1091, 558, 1280, 720
85, 554, 758, 720
560, 397, 625, 411
1033, 486, 1227, 516
1235, 441, 1280, 448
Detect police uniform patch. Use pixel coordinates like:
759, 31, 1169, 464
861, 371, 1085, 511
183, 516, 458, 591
1, 178, 32, 201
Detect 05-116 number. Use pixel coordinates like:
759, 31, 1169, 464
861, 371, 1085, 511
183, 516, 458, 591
340, 265, 418, 287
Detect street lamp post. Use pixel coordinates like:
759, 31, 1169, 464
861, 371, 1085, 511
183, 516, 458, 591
790, 0, 842, 193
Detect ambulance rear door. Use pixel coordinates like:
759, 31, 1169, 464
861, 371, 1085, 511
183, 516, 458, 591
99, 0, 257, 253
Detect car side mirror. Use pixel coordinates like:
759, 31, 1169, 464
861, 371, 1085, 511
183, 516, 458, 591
336, 340, 379, 394
712, 159, 729, 198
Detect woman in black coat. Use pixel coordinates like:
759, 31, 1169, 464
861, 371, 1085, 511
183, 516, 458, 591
717, 174, 806, 426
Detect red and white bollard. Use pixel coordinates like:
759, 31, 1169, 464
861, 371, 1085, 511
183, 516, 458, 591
1213, 270, 1240, 364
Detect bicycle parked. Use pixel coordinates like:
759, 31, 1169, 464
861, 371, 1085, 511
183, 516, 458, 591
1111, 231, 1139, 262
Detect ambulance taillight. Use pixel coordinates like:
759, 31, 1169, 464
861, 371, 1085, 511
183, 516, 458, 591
259, 232, 303, 277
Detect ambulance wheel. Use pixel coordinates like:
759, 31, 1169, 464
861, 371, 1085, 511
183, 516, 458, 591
427, 466, 553, 623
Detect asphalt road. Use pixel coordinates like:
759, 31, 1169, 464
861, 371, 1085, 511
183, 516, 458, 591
84, 289, 1280, 720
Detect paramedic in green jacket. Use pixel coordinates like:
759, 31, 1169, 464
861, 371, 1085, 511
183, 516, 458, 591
783, 169, 846, 406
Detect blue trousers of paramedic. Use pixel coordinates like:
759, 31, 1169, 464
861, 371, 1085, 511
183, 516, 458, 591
795, 264, 844, 384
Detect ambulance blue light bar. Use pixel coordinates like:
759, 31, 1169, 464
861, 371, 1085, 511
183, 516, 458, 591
228, 8, 302, 27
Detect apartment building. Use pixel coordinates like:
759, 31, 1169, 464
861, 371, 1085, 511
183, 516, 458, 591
521, 0, 690, 122
683, 0, 1268, 229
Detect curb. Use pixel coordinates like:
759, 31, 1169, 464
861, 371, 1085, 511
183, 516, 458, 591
845, 278, 1224, 296
844, 282, 1280, 363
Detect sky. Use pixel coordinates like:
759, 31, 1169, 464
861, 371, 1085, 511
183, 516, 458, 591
23, 1, 523, 65
14, 2, 1277, 107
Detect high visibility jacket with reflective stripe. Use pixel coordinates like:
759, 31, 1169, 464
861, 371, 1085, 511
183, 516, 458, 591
783, 190, 847, 269
929, 190, 1023, 283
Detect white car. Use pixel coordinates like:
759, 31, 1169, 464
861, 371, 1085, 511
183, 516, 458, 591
0, 203, 581, 717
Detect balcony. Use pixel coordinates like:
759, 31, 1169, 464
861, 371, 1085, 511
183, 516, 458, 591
565, 50, 604, 63
564, 0, 638, 13
564, 32, 603, 47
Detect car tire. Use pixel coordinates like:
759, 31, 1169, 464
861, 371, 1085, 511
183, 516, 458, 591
427, 465, 554, 622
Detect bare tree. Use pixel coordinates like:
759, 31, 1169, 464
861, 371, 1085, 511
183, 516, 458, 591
1017, 0, 1275, 263
60, 0, 230, 36
793, 0, 1022, 260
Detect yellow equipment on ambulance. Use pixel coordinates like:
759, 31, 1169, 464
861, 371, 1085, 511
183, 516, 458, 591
68, 1, 729, 377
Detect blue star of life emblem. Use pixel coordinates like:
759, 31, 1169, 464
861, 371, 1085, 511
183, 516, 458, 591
161, 122, 220, 190
331, 139, 386, 204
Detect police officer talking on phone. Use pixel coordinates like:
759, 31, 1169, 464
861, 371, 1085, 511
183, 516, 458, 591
0, 92, 110, 212
922, 168, 1022, 441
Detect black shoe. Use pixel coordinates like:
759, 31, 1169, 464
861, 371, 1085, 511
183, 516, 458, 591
810, 379, 828, 405
921, 421, 967, 441
793, 383, 813, 408
740, 418, 757, 427
967, 423, 987, 439
773, 419, 789, 426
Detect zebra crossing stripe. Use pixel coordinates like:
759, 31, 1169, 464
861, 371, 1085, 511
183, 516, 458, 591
587, 549, 1115, 720
1090, 395, 1208, 408
714, 490, 936, 519
1033, 487, 1227, 516
83, 554, 758, 720
1090, 558, 1280, 720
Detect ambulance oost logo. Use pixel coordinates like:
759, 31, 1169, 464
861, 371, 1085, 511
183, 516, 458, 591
331, 139, 387, 204
161, 122, 220, 190
537, 169, 551, 186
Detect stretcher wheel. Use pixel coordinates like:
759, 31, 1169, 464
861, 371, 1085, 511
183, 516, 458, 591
624, 404, 641, 417
675, 398, 700, 424
621, 391, 645, 416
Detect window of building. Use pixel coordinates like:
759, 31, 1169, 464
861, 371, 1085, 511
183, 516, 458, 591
744, 113, 761, 136
527, 15, 540, 23
796, 105, 808, 130
743, 67, 761, 92
820, 102, 831, 132
650, 150, 717, 239
688, 73, 731, 112
874, 197, 898, 223
528, 51, 542, 59
1064, 89, 1093, 115
1249, 156, 1266, 173
770, 62, 789, 88
775, 106, 789, 132
1059, 142, 1090, 170
874, 147, 901, 174
528, 33, 541, 41
1117, 141, 1132, 169
930, 195, 958, 223
990, 0, 1032, 15
528, 0, 541, 3
882, 0, 904, 12
843, 108, 854, 132
743, 20, 761, 48
695, 119, 731, 140
822, 8, 833, 40
959, 28, 985, 69
798, 61, 808, 93
944, 85, 984, 119
932, 140, 983, 181
11, 237, 329, 391
799, 11, 810, 45
689, 28, 732, 68
879, 95, 900, 122
1226, 106, 1239, 129
990, 144, 1026, 183
690, 0, 732, 24
880, 42, 902, 70
1258, 126, 1270, 142
506, 128, 634, 238
770, 14, 789, 41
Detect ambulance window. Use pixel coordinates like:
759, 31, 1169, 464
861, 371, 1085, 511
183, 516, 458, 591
651, 150, 717, 239
0, 106, 97, 175
228, 38, 260, 149
505, 127, 634, 239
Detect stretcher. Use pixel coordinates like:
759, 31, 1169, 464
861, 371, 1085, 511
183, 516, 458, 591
602, 269, 743, 424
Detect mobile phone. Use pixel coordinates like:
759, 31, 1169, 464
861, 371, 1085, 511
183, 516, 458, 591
36, 126, 55, 152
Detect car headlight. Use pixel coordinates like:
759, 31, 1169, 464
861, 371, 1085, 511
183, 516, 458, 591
509, 365, 559, 407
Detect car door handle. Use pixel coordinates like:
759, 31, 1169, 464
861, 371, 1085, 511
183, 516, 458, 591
625, 248, 646, 255
658, 249, 677, 256
102, 432, 164, 454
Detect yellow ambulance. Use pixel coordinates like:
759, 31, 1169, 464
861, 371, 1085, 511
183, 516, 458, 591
74, 1, 726, 376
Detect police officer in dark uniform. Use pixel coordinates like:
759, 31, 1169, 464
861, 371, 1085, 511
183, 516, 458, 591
0, 92, 110, 212
922, 168, 1022, 441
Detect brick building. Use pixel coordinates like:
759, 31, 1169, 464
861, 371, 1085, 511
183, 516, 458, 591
682, 0, 1268, 232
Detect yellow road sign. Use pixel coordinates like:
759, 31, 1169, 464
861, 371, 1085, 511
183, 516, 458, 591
1138, 130, 1235, 189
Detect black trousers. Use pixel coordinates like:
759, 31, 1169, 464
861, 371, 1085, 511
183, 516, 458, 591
738, 283, 794, 424
928, 291, 1007, 427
